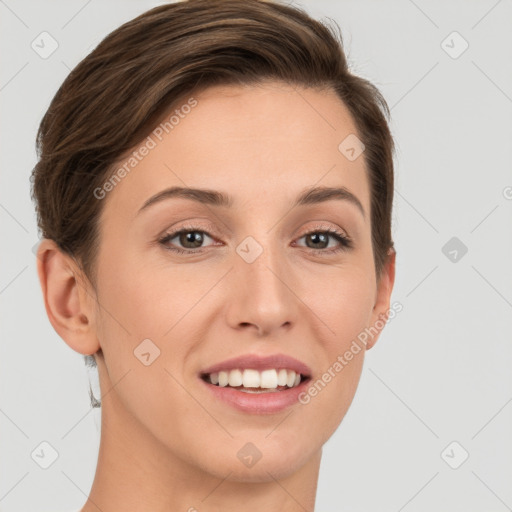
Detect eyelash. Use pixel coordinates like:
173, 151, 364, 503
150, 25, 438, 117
157, 222, 353, 256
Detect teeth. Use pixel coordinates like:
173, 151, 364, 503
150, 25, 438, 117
218, 371, 229, 387
260, 369, 278, 388
207, 368, 304, 390
242, 369, 260, 388
228, 369, 243, 387
277, 368, 288, 386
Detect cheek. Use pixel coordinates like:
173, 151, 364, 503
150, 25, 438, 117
288, 342, 365, 463
308, 263, 376, 343
287, 265, 374, 430
99, 245, 210, 340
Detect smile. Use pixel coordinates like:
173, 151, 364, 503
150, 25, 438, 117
198, 352, 312, 413
202, 368, 305, 392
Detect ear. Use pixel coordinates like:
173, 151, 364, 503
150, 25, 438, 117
365, 248, 396, 350
35, 238, 101, 356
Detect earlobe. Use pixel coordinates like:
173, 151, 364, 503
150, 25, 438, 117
36, 238, 100, 356
366, 248, 397, 350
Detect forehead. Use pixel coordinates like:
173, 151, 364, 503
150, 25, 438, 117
101, 81, 370, 221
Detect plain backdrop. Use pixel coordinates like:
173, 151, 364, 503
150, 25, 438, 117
1, 0, 511, 511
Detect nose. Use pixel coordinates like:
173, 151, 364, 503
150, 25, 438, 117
224, 238, 298, 337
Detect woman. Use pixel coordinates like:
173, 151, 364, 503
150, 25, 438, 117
31, 0, 396, 510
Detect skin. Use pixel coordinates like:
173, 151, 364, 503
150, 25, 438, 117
37, 80, 395, 512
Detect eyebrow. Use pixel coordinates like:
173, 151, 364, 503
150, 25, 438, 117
137, 185, 365, 219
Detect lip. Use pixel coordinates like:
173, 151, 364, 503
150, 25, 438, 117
199, 374, 311, 414
198, 353, 312, 415
199, 353, 312, 376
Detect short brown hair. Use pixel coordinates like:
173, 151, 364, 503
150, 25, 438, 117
31, 0, 395, 289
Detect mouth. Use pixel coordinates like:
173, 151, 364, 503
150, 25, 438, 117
200, 368, 311, 393
197, 353, 312, 414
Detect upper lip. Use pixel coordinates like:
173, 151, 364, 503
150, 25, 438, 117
200, 353, 312, 377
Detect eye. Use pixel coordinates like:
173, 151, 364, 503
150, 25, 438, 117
158, 222, 353, 255
294, 224, 353, 255
158, 224, 218, 255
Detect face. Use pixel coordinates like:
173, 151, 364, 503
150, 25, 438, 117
71, 81, 394, 482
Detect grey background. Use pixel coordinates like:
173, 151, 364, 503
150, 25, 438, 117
1, 0, 511, 510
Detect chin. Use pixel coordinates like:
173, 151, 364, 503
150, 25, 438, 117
218, 458, 305, 483
201, 439, 316, 483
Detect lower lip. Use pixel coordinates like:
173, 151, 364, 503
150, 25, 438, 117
199, 376, 310, 414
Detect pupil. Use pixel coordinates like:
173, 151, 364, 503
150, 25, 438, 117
181, 231, 203, 248
309, 232, 327, 249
